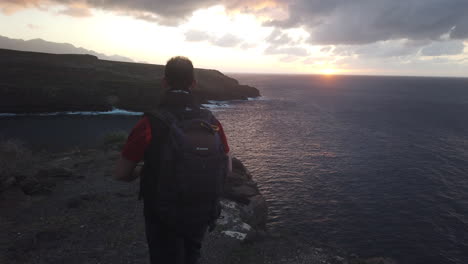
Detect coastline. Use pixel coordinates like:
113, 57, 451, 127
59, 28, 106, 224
0, 48, 260, 114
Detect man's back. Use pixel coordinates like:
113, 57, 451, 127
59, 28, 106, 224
114, 56, 230, 264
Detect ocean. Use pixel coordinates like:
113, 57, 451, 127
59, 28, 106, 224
2, 74, 468, 264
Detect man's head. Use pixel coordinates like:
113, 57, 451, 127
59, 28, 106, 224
164, 56, 195, 91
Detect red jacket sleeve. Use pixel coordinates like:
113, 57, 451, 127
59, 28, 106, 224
121, 116, 152, 162
215, 120, 230, 154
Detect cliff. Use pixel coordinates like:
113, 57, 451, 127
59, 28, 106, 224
0, 139, 268, 263
0, 49, 260, 113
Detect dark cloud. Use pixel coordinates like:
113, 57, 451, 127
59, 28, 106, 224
268, 0, 468, 45
1, 0, 219, 24
84, 0, 218, 23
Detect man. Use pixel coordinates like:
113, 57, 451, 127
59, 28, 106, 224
114, 56, 230, 264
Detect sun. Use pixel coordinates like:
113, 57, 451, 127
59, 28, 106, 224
319, 68, 338, 75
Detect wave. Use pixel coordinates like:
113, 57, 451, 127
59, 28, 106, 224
201, 101, 231, 111
0, 107, 143, 117
247, 96, 267, 101
1, 98, 265, 116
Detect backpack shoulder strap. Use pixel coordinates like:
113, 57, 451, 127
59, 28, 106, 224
145, 109, 177, 128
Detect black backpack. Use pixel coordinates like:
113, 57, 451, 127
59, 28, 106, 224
142, 107, 228, 230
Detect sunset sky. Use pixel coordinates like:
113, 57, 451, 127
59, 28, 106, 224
1, 0, 467, 77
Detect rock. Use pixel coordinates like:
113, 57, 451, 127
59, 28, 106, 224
66, 193, 100, 209
0, 175, 16, 192
223, 164, 260, 204
230, 185, 260, 198
19, 176, 54, 196
360, 257, 398, 264
36, 168, 73, 178
214, 199, 257, 242
232, 157, 252, 179
240, 195, 268, 230
225, 172, 248, 187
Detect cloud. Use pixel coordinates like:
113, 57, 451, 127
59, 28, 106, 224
420, 41, 465, 56
184, 30, 243, 48
1, 0, 46, 14
332, 39, 466, 59
185, 29, 210, 42
320, 46, 332, 53
27, 23, 40, 30
266, 0, 468, 45
1, 0, 263, 25
240, 42, 256, 49
332, 39, 430, 58
280, 55, 300, 63
5, 1, 467, 45
265, 28, 294, 45
264, 45, 309, 56
212, 33, 243, 47
1, 0, 216, 24
58, 6, 92, 17
3, 0, 468, 51
302, 57, 328, 64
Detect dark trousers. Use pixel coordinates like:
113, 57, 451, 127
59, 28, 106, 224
144, 203, 207, 264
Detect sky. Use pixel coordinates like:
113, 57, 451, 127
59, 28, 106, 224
0, 0, 467, 77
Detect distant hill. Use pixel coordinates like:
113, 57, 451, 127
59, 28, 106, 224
0, 49, 260, 113
0, 35, 134, 62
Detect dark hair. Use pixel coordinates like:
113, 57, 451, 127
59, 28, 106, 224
164, 56, 194, 90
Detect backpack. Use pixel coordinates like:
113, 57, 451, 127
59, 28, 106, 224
142, 107, 228, 230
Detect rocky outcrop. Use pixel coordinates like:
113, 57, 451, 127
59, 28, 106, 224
213, 157, 268, 242
0, 48, 260, 113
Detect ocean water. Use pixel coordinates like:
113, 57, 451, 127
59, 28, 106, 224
217, 74, 468, 264
1, 74, 468, 263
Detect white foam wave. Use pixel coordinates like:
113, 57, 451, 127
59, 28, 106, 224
201, 101, 230, 111
247, 96, 267, 101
